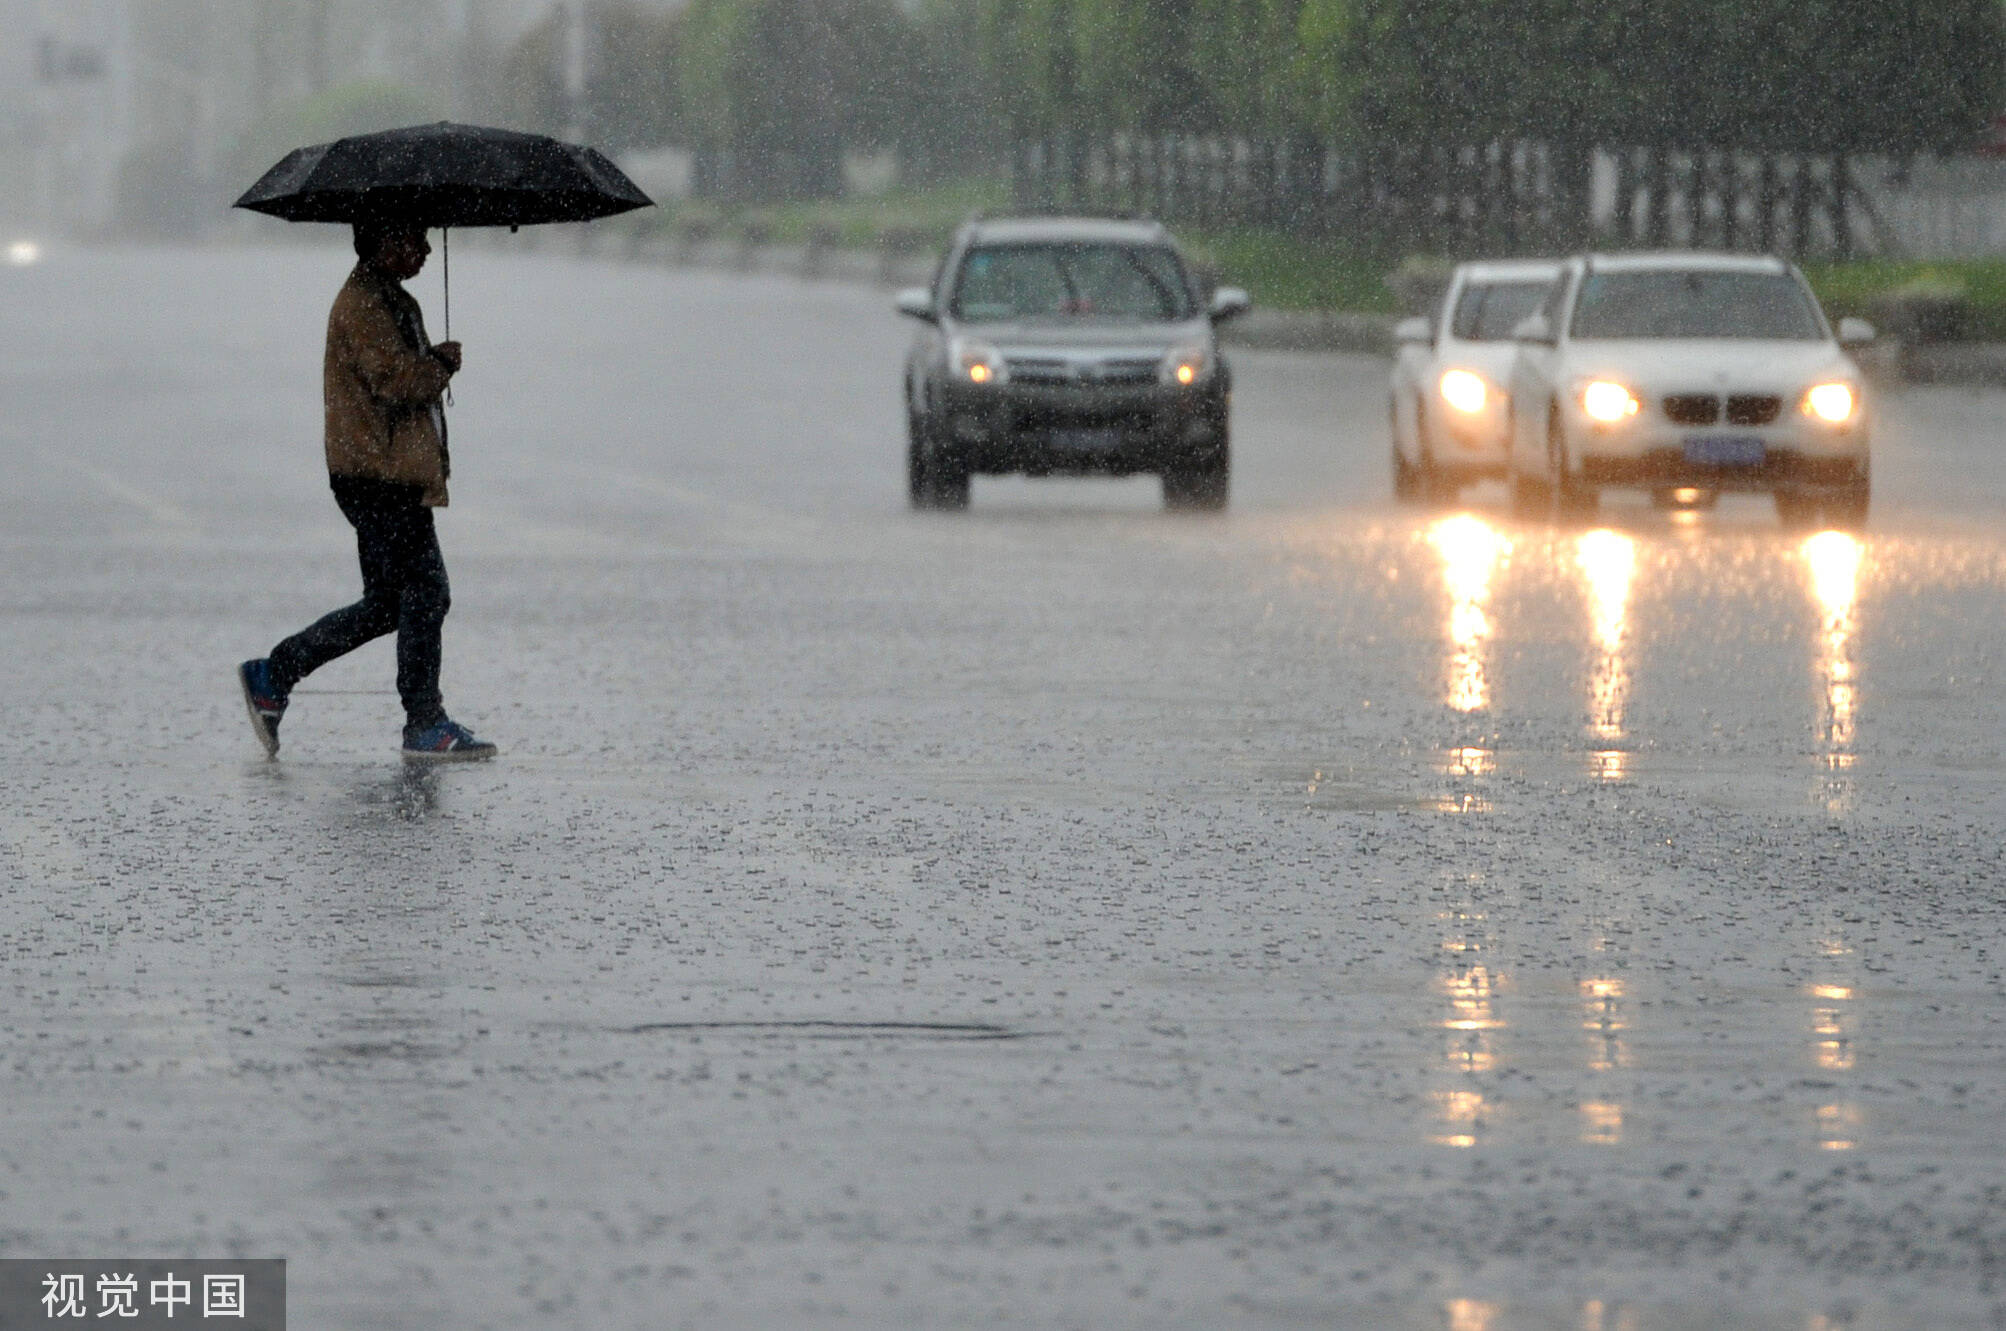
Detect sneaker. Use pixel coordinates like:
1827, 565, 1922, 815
237, 658, 286, 757
401, 719, 498, 763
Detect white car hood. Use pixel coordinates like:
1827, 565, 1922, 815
1561, 339, 1857, 391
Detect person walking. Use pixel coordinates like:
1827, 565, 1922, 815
237, 221, 497, 762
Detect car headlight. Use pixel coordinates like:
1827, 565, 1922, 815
953, 338, 1007, 386
1439, 369, 1489, 414
1802, 382, 1858, 425
1581, 380, 1640, 423
1162, 342, 1212, 387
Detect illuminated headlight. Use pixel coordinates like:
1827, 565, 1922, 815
953, 339, 1007, 385
1439, 369, 1488, 414
1161, 342, 1211, 387
5, 239, 40, 266
1581, 380, 1640, 423
1802, 382, 1857, 424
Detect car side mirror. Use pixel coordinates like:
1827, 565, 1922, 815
895, 288, 937, 323
1208, 286, 1251, 323
1837, 316, 1876, 347
1394, 316, 1432, 344
1513, 313, 1556, 345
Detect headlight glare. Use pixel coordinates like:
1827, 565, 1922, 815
1803, 382, 1857, 424
1439, 369, 1488, 414
1581, 380, 1640, 423
954, 339, 1007, 386
1162, 342, 1211, 387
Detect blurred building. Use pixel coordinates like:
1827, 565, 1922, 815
0, 0, 689, 236
0, 0, 131, 234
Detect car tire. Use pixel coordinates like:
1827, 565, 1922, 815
1549, 406, 1598, 519
1164, 443, 1230, 512
906, 412, 929, 507
1415, 397, 1458, 506
1392, 401, 1421, 504
909, 410, 970, 511
1393, 444, 1421, 503
928, 452, 970, 510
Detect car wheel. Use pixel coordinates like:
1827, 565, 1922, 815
909, 409, 969, 511
1415, 397, 1457, 506
1164, 441, 1230, 512
1393, 444, 1421, 503
906, 412, 929, 507
1549, 405, 1597, 519
928, 452, 971, 510
1391, 401, 1421, 504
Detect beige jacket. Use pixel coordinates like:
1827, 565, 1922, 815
323, 263, 454, 506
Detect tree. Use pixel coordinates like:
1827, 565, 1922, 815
677, 0, 924, 201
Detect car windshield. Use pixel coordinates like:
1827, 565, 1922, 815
1450, 279, 1551, 341
950, 243, 1196, 322
1569, 270, 1825, 340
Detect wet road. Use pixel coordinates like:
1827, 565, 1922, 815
5, 245, 2006, 1329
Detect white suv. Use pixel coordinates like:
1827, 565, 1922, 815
1390, 258, 1560, 503
1504, 252, 1873, 527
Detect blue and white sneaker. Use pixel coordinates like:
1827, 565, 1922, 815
401, 719, 498, 763
237, 658, 286, 757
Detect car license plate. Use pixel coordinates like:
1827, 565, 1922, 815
1684, 434, 1765, 466
1051, 427, 1122, 450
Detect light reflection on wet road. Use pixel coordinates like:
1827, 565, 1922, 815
4, 248, 2006, 1329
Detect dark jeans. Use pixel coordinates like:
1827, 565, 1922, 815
269, 476, 450, 730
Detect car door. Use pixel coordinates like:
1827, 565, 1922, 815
1507, 264, 1575, 477
907, 245, 961, 420
1393, 272, 1460, 463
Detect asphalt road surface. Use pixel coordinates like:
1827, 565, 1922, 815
5, 243, 2006, 1330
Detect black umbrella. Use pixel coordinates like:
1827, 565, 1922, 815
235, 121, 654, 334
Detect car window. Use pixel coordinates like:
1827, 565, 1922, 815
1450, 280, 1552, 341
950, 243, 1196, 322
1570, 270, 1824, 340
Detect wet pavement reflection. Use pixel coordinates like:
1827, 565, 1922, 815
1579, 976, 1628, 1146
1577, 528, 1637, 780
14, 252, 2006, 1329
1401, 509, 1909, 1173
1413, 509, 1885, 810
1805, 531, 1863, 814
1432, 897, 1503, 1149
1430, 513, 1511, 715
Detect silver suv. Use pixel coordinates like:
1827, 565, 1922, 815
896, 216, 1250, 510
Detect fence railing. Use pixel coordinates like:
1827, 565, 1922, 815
1013, 135, 2006, 260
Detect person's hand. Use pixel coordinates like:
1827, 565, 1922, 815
433, 341, 462, 373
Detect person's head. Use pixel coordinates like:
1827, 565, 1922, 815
353, 222, 430, 280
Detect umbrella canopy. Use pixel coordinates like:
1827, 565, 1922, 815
233, 121, 652, 229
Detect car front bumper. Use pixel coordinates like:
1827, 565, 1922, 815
1424, 409, 1511, 479
939, 380, 1228, 476
1570, 415, 1868, 493
1577, 449, 1866, 491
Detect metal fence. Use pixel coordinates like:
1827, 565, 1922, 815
1013, 134, 2006, 260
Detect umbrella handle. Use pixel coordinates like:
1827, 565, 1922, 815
442, 227, 452, 405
